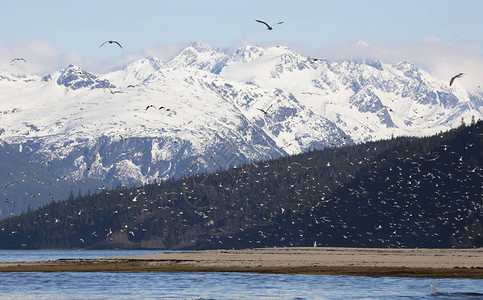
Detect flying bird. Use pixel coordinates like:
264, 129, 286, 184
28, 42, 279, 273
99, 40, 123, 49
10, 58, 27, 64
308, 57, 326, 62
255, 20, 284, 30
256, 104, 274, 115
146, 105, 156, 110
5, 182, 17, 188
280, 143, 292, 150
449, 73, 465, 86
302, 91, 322, 96
382, 105, 394, 113
108, 88, 123, 95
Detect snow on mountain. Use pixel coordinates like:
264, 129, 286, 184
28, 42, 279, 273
229, 45, 265, 63
223, 48, 481, 142
47, 65, 114, 90
166, 41, 228, 74
105, 56, 163, 86
0, 42, 481, 218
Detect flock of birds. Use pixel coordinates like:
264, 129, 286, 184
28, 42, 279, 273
1, 18, 479, 232
3, 124, 478, 249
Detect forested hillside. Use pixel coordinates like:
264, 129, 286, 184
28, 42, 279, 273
0, 121, 481, 249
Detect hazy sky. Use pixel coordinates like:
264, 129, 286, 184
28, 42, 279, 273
1, 0, 482, 88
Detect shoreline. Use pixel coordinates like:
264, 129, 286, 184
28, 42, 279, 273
1, 247, 482, 278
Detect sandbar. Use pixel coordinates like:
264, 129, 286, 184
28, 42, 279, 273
0, 247, 482, 278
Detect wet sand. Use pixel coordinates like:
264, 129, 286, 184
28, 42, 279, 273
1, 247, 482, 278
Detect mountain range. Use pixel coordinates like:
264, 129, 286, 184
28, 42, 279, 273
0, 41, 482, 219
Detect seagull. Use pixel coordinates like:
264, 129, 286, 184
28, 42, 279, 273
146, 105, 156, 110
108, 88, 123, 95
256, 104, 273, 115
280, 143, 292, 150
302, 91, 322, 96
5, 182, 17, 188
382, 105, 394, 113
449, 73, 464, 86
99, 40, 123, 49
10, 58, 27, 64
255, 20, 284, 30
308, 57, 326, 62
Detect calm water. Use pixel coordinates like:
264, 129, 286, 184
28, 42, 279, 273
0, 249, 167, 263
0, 250, 482, 299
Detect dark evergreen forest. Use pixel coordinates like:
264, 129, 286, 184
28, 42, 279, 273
0, 121, 481, 249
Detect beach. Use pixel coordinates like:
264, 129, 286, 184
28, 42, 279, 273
0, 247, 482, 278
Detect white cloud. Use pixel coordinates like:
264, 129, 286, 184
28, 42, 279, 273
0, 41, 194, 75
141, 41, 191, 62
0, 41, 96, 75
1, 38, 482, 92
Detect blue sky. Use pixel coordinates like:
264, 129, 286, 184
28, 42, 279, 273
1, 0, 483, 88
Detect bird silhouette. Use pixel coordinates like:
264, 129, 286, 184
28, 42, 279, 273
146, 105, 156, 110
255, 20, 284, 30
302, 91, 322, 96
280, 143, 292, 150
108, 88, 123, 94
308, 57, 326, 62
10, 58, 27, 64
256, 104, 274, 115
5, 182, 17, 188
382, 105, 394, 113
99, 40, 123, 49
449, 73, 464, 86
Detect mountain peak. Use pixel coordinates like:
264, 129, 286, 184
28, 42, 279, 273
394, 60, 418, 72
189, 41, 215, 52
263, 45, 295, 56
117, 56, 164, 83
133, 56, 163, 67
363, 59, 384, 71
229, 45, 265, 63
167, 41, 228, 73
53, 65, 113, 90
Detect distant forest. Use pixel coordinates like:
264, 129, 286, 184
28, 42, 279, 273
0, 121, 481, 249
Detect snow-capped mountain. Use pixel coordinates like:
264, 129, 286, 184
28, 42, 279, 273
0, 41, 481, 218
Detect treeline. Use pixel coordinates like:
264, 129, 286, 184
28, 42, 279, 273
0, 121, 481, 249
